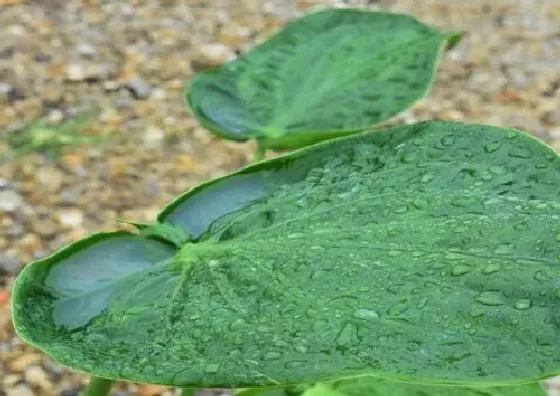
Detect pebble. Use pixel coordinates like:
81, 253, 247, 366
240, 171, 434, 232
126, 77, 153, 100
64, 63, 115, 82
25, 365, 53, 391
0, 190, 24, 212
4, 384, 34, 396
57, 209, 84, 228
194, 43, 236, 66
0, 254, 21, 275
143, 126, 165, 147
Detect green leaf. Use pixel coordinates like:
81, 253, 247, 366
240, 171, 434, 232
118, 219, 192, 247
304, 378, 548, 396
236, 378, 547, 396
12, 121, 560, 387
187, 9, 453, 150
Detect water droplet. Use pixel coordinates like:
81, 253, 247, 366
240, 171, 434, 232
513, 299, 531, 310
388, 250, 402, 257
387, 300, 409, 316
395, 205, 408, 214
441, 135, 455, 146
353, 308, 380, 321
451, 265, 471, 276
484, 142, 501, 153
445, 252, 463, 260
480, 173, 493, 181
420, 174, 434, 183
508, 147, 532, 159
535, 202, 548, 210
263, 351, 281, 360
482, 263, 500, 275
401, 153, 417, 163
413, 137, 425, 146
204, 363, 219, 374
468, 308, 486, 318
514, 222, 528, 231
294, 345, 308, 353
229, 319, 246, 331
489, 165, 507, 175
534, 269, 552, 282
474, 291, 504, 306
337, 323, 356, 347
412, 199, 428, 209
507, 131, 518, 139
494, 243, 514, 254
412, 251, 425, 257
417, 297, 429, 309
453, 225, 469, 233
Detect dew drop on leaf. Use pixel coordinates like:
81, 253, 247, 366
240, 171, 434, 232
451, 265, 471, 277
204, 363, 220, 374
482, 263, 501, 275
514, 299, 532, 310
420, 173, 434, 183
474, 291, 505, 306
353, 308, 381, 321
484, 141, 501, 153
468, 308, 486, 318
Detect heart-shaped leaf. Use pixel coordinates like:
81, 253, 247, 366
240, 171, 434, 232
235, 377, 547, 396
13, 122, 560, 388
187, 9, 455, 149
302, 378, 547, 396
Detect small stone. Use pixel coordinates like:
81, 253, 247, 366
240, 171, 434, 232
46, 109, 64, 123
57, 209, 84, 227
76, 42, 98, 58
103, 80, 121, 92
24, 365, 52, 391
126, 78, 153, 99
143, 126, 165, 147
0, 190, 24, 212
32, 219, 58, 237
0, 253, 21, 275
151, 88, 167, 101
8, 353, 42, 372
36, 167, 63, 192
194, 43, 235, 66
64, 63, 115, 82
5, 384, 33, 396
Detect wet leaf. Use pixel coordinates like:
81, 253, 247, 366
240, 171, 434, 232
12, 121, 560, 387
187, 9, 453, 149
304, 377, 548, 396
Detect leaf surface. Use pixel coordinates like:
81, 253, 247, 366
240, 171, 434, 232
12, 121, 560, 387
187, 9, 451, 149
304, 378, 548, 396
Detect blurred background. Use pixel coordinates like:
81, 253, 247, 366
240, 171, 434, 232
1, 0, 559, 395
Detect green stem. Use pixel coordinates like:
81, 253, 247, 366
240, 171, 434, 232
82, 376, 113, 396
180, 389, 196, 396
253, 143, 266, 162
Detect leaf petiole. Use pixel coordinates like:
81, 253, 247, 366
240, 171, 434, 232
82, 377, 114, 396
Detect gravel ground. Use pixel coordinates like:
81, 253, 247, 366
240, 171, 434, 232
1, 0, 559, 395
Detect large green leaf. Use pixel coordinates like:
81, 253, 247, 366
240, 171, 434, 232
235, 378, 547, 396
187, 9, 454, 149
304, 378, 548, 396
12, 121, 560, 387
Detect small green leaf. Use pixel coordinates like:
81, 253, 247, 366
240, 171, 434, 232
12, 121, 560, 387
188, 9, 452, 149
